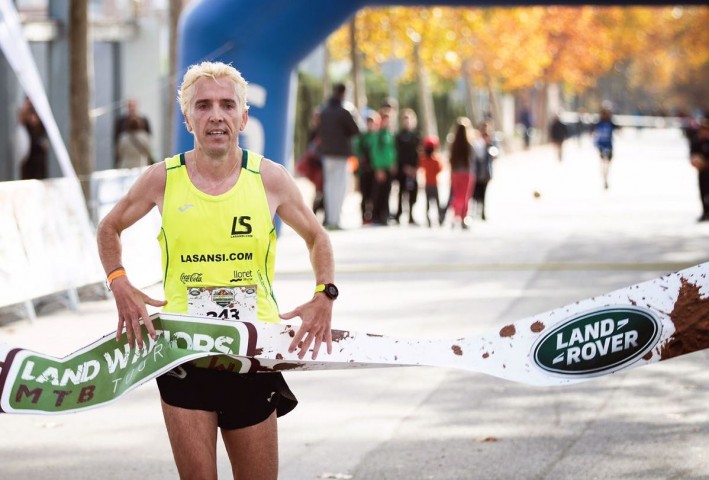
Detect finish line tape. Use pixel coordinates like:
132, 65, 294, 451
1, 262, 707, 415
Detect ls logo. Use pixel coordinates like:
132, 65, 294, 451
231, 216, 253, 236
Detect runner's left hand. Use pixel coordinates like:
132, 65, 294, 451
280, 294, 333, 360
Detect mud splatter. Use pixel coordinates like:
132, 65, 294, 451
530, 321, 545, 333
332, 330, 350, 342
276, 353, 283, 360
288, 329, 295, 338
482, 352, 490, 359
366, 333, 383, 338
258, 362, 304, 372
499, 325, 516, 337
452, 345, 463, 356
272, 362, 304, 371
660, 277, 709, 360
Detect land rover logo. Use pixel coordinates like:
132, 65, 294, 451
532, 307, 662, 377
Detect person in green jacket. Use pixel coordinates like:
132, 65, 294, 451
353, 112, 380, 224
369, 110, 396, 225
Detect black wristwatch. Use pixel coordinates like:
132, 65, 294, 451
315, 283, 339, 300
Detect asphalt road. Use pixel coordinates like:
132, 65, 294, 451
1, 128, 708, 479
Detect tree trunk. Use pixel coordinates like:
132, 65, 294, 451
166, 0, 183, 156
486, 78, 502, 132
413, 40, 437, 139
350, 17, 366, 114
537, 81, 549, 143
461, 60, 479, 127
69, 0, 93, 201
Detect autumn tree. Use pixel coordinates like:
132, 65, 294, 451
327, 6, 709, 116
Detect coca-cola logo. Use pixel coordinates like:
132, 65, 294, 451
180, 272, 204, 284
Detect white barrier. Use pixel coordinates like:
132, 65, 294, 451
0, 184, 34, 310
89, 168, 162, 290
0, 179, 104, 316
0, 171, 162, 320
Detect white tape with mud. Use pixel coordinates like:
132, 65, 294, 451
0, 262, 707, 414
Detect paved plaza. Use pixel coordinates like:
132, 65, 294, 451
1, 127, 708, 479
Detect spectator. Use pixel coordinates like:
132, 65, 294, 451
116, 116, 154, 168
418, 135, 444, 227
317, 83, 361, 230
369, 110, 396, 225
592, 107, 620, 190
353, 111, 380, 225
689, 118, 709, 222
296, 110, 325, 219
394, 108, 422, 226
549, 114, 568, 162
18, 97, 49, 180
114, 98, 151, 168
447, 119, 475, 230
472, 129, 498, 221
519, 105, 533, 149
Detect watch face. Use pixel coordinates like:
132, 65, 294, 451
325, 284, 339, 299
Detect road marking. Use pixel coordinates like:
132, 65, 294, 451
277, 262, 696, 276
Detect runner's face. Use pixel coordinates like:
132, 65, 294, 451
185, 77, 248, 158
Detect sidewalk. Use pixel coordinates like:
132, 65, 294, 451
1, 127, 708, 479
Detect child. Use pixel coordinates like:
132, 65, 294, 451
353, 112, 380, 224
418, 136, 444, 227
369, 110, 396, 225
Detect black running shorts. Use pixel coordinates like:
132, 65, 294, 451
156, 362, 298, 430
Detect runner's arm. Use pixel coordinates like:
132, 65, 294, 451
262, 159, 335, 360
97, 164, 167, 348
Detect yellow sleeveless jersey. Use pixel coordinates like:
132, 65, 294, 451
158, 150, 279, 323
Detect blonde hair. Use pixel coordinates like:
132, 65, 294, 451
177, 61, 249, 116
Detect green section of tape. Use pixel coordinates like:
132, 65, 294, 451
4, 318, 247, 413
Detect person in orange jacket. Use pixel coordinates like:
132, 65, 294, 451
419, 135, 444, 227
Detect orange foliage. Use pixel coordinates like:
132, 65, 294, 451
327, 6, 708, 96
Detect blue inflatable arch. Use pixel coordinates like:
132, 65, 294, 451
176, 0, 697, 164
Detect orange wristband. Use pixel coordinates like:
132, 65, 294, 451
107, 267, 126, 288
